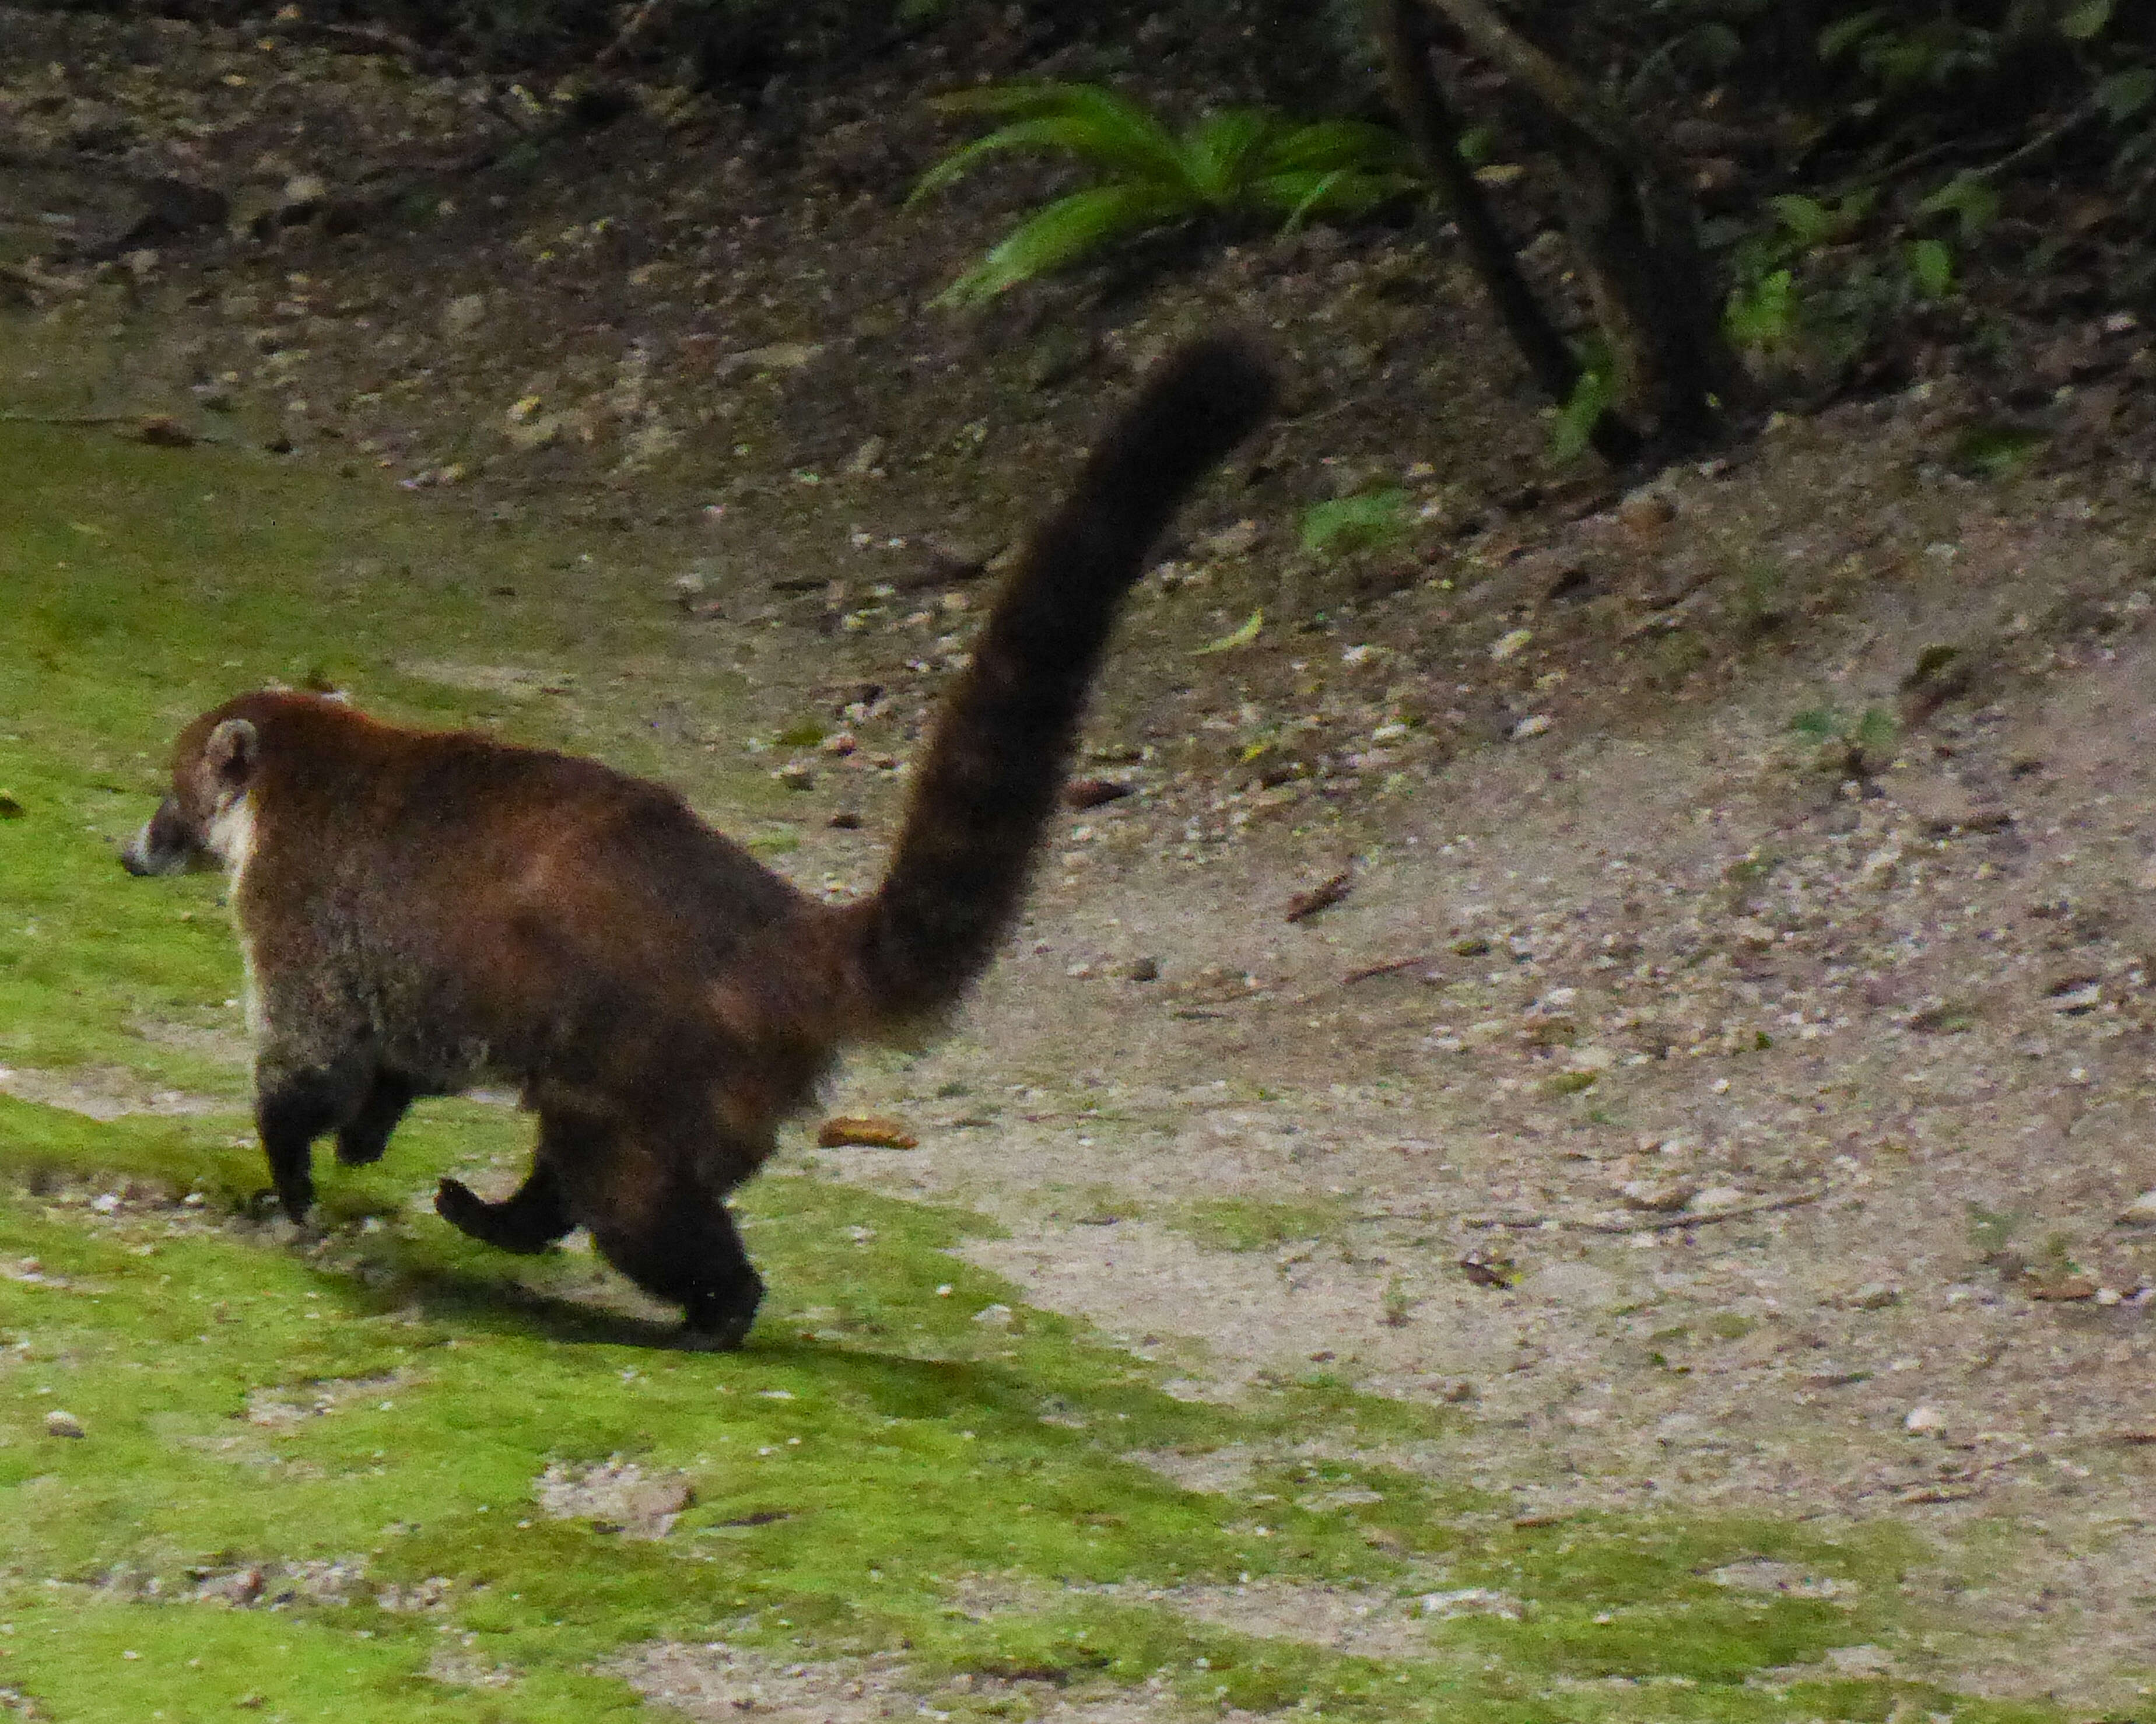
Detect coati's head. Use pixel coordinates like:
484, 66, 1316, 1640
121, 706, 261, 878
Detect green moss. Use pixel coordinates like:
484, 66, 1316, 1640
1170, 1196, 1350, 1252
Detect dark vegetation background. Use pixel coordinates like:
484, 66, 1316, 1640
17, 0, 2156, 452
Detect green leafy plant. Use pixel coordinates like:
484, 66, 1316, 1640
1716, 178, 1972, 372
1299, 489, 1412, 556
1915, 172, 1999, 244
1817, 8, 2001, 92
1790, 703, 1899, 777
1549, 355, 1622, 464
1719, 190, 1881, 360
1722, 266, 1798, 355
909, 82, 1421, 306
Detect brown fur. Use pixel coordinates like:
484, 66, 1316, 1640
121, 339, 1274, 1344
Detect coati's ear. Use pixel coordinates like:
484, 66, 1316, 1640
204, 718, 259, 795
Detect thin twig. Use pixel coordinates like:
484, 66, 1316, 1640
1973, 96, 2102, 183
1284, 868, 1355, 924
1368, 1186, 1829, 1232
597, 0, 676, 69
1565, 1187, 1827, 1232
0, 411, 150, 426
1858, 129, 2012, 192
1341, 954, 1441, 985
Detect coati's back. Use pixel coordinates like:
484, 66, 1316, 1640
223, 693, 830, 1088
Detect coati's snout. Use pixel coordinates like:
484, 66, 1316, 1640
121, 715, 261, 878
121, 796, 208, 876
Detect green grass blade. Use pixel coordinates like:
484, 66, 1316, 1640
1273, 166, 1352, 233
932, 182, 1192, 306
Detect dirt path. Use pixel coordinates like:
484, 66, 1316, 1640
798, 572, 2156, 1706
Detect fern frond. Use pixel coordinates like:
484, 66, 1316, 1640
917, 82, 1189, 195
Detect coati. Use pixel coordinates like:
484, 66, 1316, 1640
121, 338, 1275, 1347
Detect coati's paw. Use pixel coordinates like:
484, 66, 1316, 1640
668, 1327, 746, 1353
434, 1176, 504, 1245
678, 1292, 759, 1352
433, 1178, 561, 1255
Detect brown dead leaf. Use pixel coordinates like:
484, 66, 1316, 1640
816, 1115, 919, 1150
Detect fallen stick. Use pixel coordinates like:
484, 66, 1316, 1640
1370, 1186, 1830, 1232
1340, 954, 1439, 984
1564, 1187, 1827, 1233
1285, 868, 1355, 923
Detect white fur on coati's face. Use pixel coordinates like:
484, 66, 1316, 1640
121, 717, 259, 878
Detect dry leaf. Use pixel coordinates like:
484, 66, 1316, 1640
1457, 1254, 1518, 1290
1065, 777, 1133, 810
816, 1115, 920, 1150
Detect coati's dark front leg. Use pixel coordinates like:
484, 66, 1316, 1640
671, 1204, 765, 1351
255, 1057, 374, 1220
336, 1069, 417, 1166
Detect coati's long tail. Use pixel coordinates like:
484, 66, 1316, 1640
843, 336, 1276, 1025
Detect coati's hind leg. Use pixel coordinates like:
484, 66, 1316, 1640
590, 1187, 763, 1350
553, 1122, 765, 1348
435, 1157, 573, 1256
335, 1069, 418, 1166
434, 1105, 581, 1255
